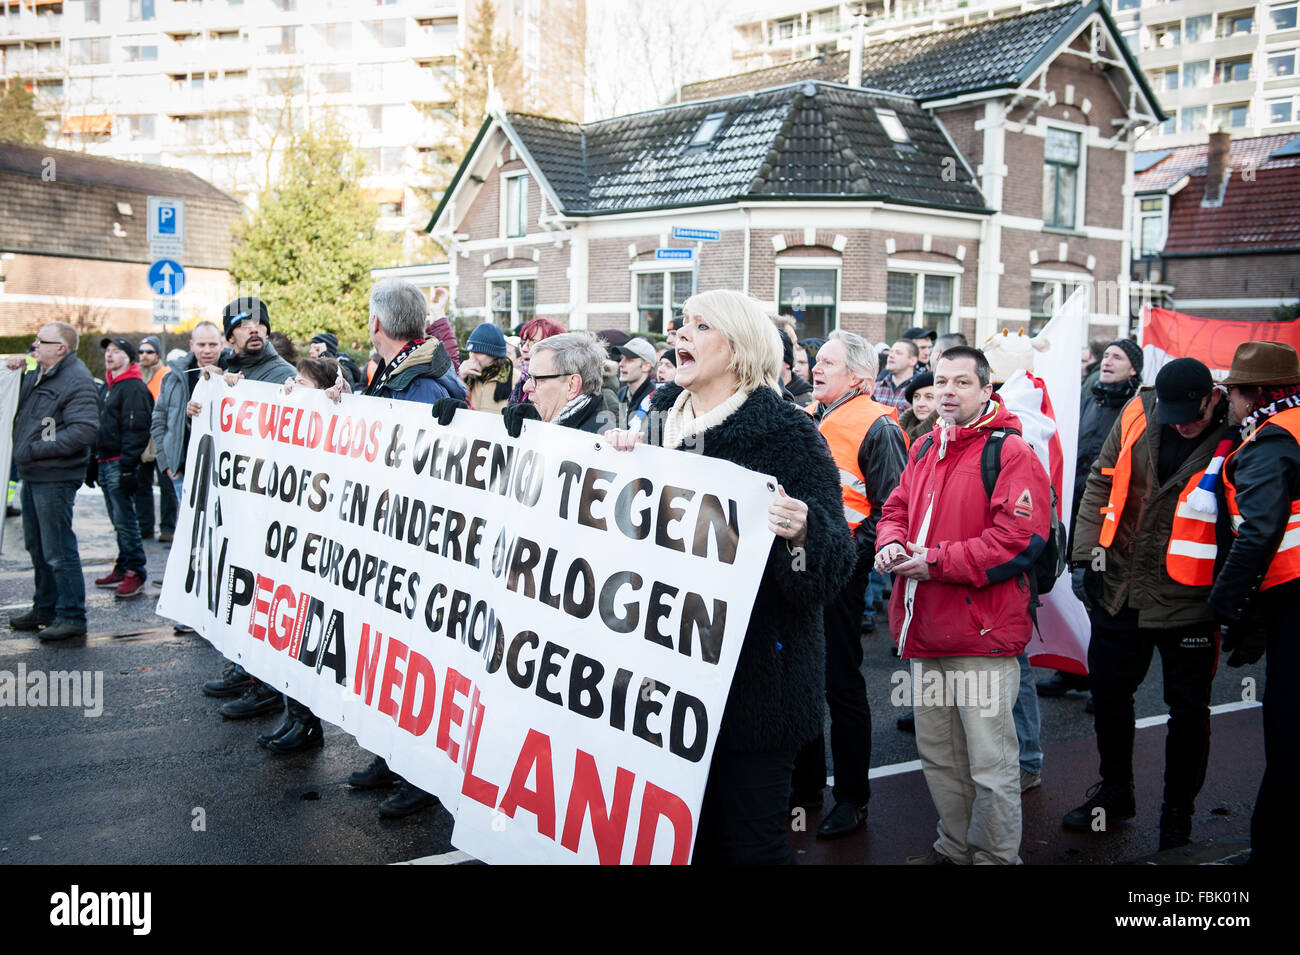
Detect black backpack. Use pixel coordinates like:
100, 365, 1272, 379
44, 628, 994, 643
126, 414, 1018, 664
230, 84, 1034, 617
913, 427, 1068, 617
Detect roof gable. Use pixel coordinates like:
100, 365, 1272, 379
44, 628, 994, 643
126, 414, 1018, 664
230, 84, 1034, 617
1164, 165, 1300, 255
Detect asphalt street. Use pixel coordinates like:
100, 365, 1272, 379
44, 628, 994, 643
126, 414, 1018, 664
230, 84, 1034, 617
0, 483, 1268, 864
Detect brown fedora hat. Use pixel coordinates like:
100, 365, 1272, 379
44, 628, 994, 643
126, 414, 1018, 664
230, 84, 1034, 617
1221, 341, 1300, 387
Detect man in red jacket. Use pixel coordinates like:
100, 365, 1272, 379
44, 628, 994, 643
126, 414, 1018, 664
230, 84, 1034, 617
876, 346, 1050, 864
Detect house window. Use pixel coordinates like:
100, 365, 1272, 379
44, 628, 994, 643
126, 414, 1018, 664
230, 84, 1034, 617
1215, 57, 1252, 83
1214, 103, 1250, 129
1272, 3, 1298, 31
125, 114, 156, 140
489, 278, 536, 329
1138, 197, 1165, 256
319, 71, 350, 93
636, 271, 692, 334
1183, 59, 1210, 87
85, 0, 100, 22
72, 37, 110, 64
1149, 22, 1180, 49
689, 112, 727, 147
779, 267, 838, 340
875, 107, 911, 145
885, 271, 955, 342
1180, 105, 1207, 134
368, 19, 406, 48
318, 22, 352, 51
1156, 68, 1178, 91
503, 173, 528, 238
128, 0, 155, 21
1161, 113, 1176, 136
1269, 98, 1295, 124
1043, 127, 1081, 229
1185, 15, 1212, 43
1219, 11, 1254, 37
1269, 50, 1297, 77
122, 44, 158, 62
1115, 0, 1138, 10
1030, 279, 1088, 335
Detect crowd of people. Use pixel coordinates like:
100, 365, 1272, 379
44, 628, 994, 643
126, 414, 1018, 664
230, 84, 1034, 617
7, 279, 1296, 866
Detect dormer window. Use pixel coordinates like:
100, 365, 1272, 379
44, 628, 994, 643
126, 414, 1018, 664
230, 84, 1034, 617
689, 112, 728, 147
875, 107, 911, 145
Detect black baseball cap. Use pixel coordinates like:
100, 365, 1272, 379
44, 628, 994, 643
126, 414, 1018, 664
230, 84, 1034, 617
99, 336, 137, 363
1155, 357, 1214, 424
902, 326, 937, 342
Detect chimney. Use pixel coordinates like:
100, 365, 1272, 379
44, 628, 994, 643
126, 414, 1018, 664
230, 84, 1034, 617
1203, 130, 1231, 206
848, 12, 864, 88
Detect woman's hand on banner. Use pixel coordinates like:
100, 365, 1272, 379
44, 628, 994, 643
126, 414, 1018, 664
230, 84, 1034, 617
604, 428, 644, 451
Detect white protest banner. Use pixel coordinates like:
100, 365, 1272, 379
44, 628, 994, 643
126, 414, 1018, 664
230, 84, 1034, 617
0, 367, 21, 554
157, 376, 775, 864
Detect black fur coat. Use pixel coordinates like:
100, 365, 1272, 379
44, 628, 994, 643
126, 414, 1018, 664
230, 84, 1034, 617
646, 384, 855, 753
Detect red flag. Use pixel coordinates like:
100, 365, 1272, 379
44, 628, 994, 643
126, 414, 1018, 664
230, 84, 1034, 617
1141, 307, 1300, 380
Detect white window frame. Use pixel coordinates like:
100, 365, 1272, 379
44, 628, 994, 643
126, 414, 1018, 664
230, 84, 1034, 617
1267, 96, 1296, 124
1267, 48, 1297, 79
1135, 195, 1167, 258
1030, 271, 1094, 334
884, 258, 962, 339
485, 268, 538, 328
629, 260, 694, 335
500, 171, 529, 239
1271, 2, 1298, 32
774, 257, 841, 339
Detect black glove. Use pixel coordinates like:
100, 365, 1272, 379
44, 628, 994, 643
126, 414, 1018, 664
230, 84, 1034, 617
85, 458, 98, 489
1221, 620, 1268, 668
502, 402, 540, 439
1081, 566, 1103, 609
431, 397, 469, 426
118, 467, 138, 496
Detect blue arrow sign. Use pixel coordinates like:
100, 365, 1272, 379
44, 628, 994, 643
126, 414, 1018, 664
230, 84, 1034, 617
672, 226, 721, 242
655, 248, 694, 261
148, 258, 185, 296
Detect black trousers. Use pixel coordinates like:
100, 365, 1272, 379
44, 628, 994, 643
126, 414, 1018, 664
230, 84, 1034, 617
792, 553, 872, 807
133, 461, 178, 536
1087, 607, 1218, 812
1250, 580, 1299, 865
694, 747, 797, 864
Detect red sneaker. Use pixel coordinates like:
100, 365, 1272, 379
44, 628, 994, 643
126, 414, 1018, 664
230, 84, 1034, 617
94, 569, 125, 589
115, 570, 147, 599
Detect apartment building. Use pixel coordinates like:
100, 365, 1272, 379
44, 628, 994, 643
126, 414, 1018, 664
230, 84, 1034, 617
728, 1, 1300, 148
0, 0, 585, 260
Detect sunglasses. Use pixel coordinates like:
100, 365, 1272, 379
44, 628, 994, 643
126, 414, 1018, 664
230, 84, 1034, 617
138, 349, 157, 355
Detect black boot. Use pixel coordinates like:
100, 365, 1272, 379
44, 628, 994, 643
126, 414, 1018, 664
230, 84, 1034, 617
267, 698, 323, 753
219, 682, 282, 719
378, 780, 438, 818
38, 620, 87, 642
203, 661, 252, 698
257, 710, 296, 748
1158, 805, 1193, 851
8, 608, 53, 631
348, 754, 399, 790
1062, 781, 1137, 832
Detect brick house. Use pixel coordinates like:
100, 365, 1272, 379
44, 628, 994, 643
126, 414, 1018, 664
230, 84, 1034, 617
428, 0, 1162, 345
1131, 131, 1300, 323
0, 142, 243, 335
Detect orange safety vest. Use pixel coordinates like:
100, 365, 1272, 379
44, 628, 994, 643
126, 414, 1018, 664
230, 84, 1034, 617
1097, 397, 1147, 548
813, 393, 906, 531
145, 364, 170, 401
1222, 406, 1300, 591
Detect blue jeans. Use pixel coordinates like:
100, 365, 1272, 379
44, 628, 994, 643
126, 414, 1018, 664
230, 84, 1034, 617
99, 460, 146, 576
1013, 650, 1043, 774
21, 480, 86, 627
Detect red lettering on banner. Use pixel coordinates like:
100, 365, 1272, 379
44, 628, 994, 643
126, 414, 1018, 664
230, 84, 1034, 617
436, 668, 470, 762
291, 408, 307, 447
398, 650, 437, 736
632, 782, 693, 865
377, 636, 409, 720
257, 403, 277, 439
460, 687, 499, 807
365, 421, 382, 462
354, 623, 383, 705
560, 749, 634, 864
235, 400, 255, 436
266, 584, 295, 651
249, 574, 274, 641
288, 592, 309, 659
219, 397, 235, 431
277, 406, 293, 443
499, 729, 556, 840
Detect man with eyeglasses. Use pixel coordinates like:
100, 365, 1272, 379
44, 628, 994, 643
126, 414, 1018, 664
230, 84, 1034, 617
5, 323, 100, 641
499, 331, 614, 435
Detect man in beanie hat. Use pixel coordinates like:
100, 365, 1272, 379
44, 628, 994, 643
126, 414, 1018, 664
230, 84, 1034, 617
217, 297, 296, 384
309, 331, 363, 390
459, 322, 513, 415
133, 334, 176, 542
1209, 341, 1300, 864
92, 337, 154, 600
1066, 357, 1230, 849
1041, 339, 1145, 702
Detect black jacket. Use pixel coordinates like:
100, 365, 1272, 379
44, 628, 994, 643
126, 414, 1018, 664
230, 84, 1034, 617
1074, 377, 1140, 517
853, 416, 908, 552
220, 342, 296, 384
617, 376, 655, 429
12, 356, 100, 483
645, 384, 855, 753
96, 371, 153, 470
1209, 420, 1300, 624
558, 394, 614, 434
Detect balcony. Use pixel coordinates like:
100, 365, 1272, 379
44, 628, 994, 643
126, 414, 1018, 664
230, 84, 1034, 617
1, 47, 64, 74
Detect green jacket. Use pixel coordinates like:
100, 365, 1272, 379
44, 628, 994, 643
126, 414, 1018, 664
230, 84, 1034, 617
1071, 388, 1230, 628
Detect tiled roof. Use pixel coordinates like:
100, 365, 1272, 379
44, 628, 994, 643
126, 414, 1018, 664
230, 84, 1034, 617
1163, 165, 1300, 255
496, 82, 986, 216
0, 140, 239, 203
682, 1, 1100, 103
1134, 134, 1300, 193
